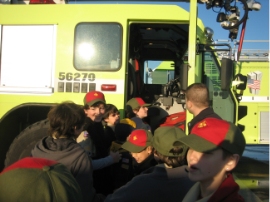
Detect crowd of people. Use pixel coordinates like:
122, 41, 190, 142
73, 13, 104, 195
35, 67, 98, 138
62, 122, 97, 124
0, 83, 246, 202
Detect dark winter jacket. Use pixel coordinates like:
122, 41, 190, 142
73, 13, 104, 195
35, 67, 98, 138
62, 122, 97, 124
85, 118, 115, 196
31, 136, 102, 202
110, 141, 134, 190
131, 117, 151, 131
85, 118, 111, 159
188, 107, 222, 134
133, 153, 157, 176
105, 164, 194, 202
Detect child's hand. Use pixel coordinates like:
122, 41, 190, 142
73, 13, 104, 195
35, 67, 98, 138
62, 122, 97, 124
109, 151, 122, 163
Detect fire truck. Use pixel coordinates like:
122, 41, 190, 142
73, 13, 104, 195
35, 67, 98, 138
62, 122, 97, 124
144, 44, 269, 145
216, 44, 269, 145
0, 0, 263, 171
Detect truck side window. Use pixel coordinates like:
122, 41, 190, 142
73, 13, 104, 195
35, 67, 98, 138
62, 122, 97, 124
204, 52, 221, 91
144, 60, 174, 84
74, 23, 122, 71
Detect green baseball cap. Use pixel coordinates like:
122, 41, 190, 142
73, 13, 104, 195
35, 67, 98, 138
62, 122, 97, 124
152, 126, 188, 157
122, 129, 153, 153
179, 118, 246, 156
126, 97, 151, 110
0, 157, 83, 202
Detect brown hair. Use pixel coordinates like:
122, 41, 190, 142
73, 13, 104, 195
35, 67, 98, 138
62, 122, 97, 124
48, 101, 85, 139
155, 144, 187, 168
185, 83, 209, 108
103, 104, 119, 120
126, 106, 140, 119
83, 101, 105, 110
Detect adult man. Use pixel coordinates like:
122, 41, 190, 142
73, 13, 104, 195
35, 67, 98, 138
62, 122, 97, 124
185, 83, 221, 133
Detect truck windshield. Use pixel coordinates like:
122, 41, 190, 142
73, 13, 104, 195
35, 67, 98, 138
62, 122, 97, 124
74, 23, 122, 71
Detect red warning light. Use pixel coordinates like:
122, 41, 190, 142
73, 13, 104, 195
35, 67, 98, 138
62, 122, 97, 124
30, 0, 55, 4
101, 84, 117, 91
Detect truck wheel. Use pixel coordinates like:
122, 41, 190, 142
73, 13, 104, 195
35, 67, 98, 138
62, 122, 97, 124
4, 119, 50, 168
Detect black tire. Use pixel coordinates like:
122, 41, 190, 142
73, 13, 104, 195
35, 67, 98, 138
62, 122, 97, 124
4, 119, 50, 168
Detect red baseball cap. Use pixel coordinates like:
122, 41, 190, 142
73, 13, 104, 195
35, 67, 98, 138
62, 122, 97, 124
122, 129, 153, 153
179, 118, 246, 156
126, 97, 151, 110
83, 91, 106, 106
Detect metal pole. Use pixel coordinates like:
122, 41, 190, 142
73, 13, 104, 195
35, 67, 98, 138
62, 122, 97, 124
237, 17, 247, 61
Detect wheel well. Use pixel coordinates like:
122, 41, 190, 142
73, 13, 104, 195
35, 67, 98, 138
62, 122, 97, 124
0, 104, 54, 171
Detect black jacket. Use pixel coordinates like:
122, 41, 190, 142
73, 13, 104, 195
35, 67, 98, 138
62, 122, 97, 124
85, 118, 115, 196
85, 118, 112, 159
133, 153, 157, 176
105, 164, 194, 202
188, 107, 222, 134
110, 141, 134, 190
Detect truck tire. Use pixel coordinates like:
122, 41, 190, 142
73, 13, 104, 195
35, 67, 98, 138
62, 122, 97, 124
4, 119, 50, 168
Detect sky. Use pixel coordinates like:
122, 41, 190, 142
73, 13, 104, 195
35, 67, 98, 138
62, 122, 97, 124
86, 1, 269, 51
115, 0, 269, 51
177, 0, 269, 51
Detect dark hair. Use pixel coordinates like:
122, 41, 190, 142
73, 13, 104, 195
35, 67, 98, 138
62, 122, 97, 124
222, 148, 233, 160
103, 104, 119, 120
185, 83, 209, 107
114, 123, 134, 142
155, 143, 187, 168
126, 105, 140, 119
48, 101, 85, 139
83, 101, 106, 110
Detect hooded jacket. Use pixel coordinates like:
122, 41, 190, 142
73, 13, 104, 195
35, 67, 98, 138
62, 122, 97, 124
31, 136, 101, 202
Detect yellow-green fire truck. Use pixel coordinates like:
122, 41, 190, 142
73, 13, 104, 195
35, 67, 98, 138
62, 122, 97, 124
0, 0, 264, 171
230, 49, 269, 144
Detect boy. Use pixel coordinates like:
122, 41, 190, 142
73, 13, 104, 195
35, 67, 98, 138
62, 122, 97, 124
31, 101, 104, 202
179, 117, 246, 202
102, 104, 120, 148
109, 118, 136, 190
77, 90, 121, 165
126, 97, 151, 131
105, 126, 194, 202
0, 157, 83, 202
121, 129, 157, 175
103, 103, 120, 130
79, 90, 121, 196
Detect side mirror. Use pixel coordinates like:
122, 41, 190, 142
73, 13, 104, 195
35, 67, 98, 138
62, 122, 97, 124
220, 58, 233, 90
235, 74, 247, 90
180, 63, 188, 91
